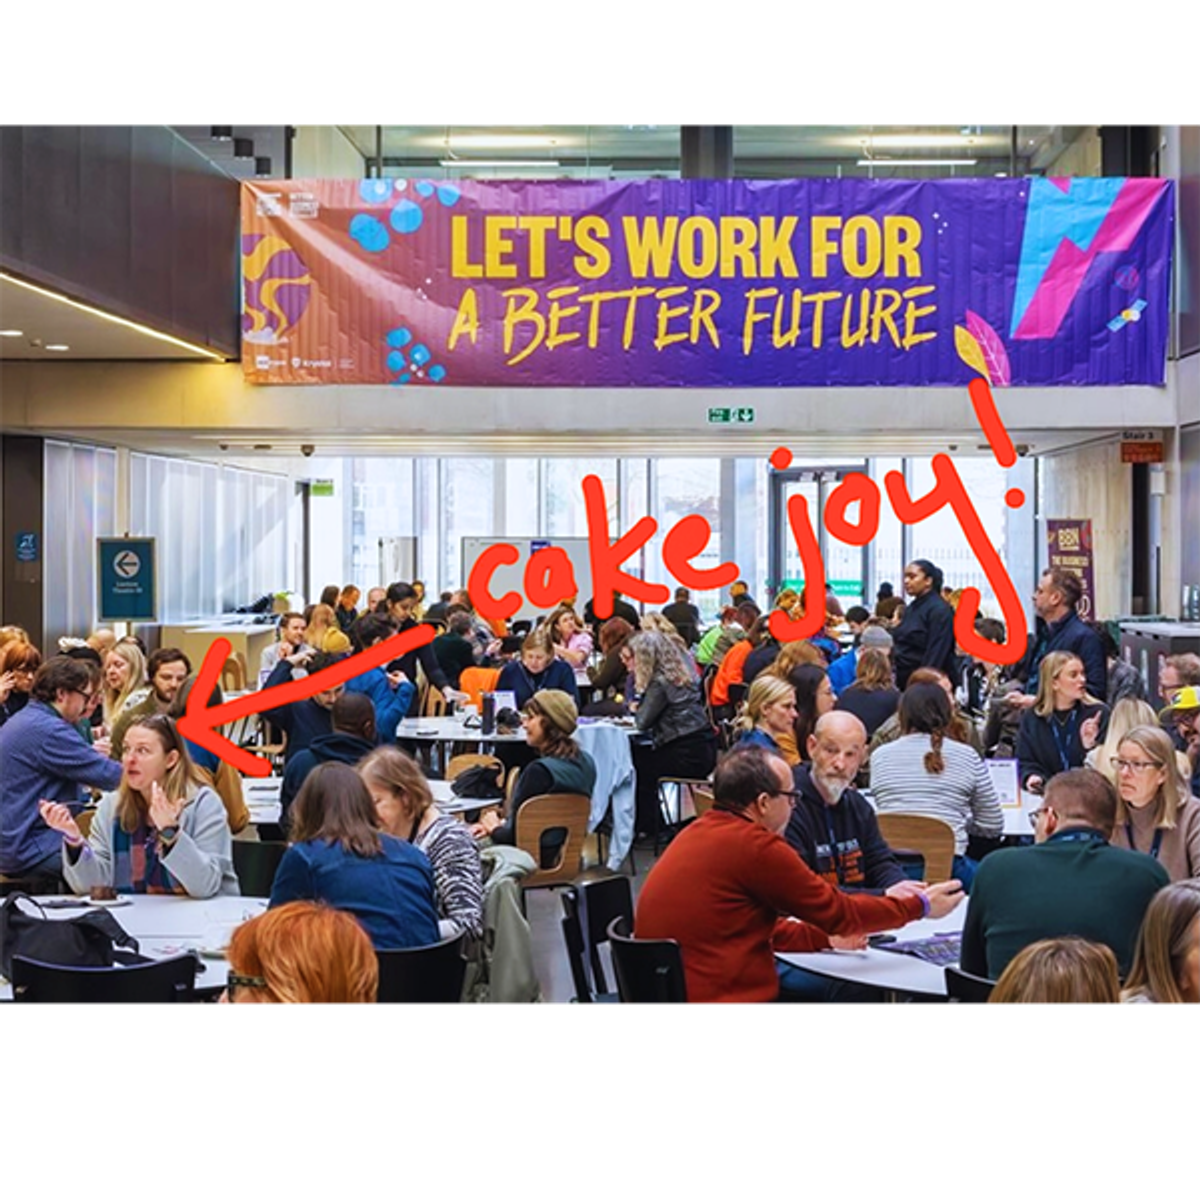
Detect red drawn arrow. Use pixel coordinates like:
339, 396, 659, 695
176, 624, 435, 777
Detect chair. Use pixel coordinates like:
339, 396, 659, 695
655, 776, 711, 852
459, 666, 500, 710
11, 954, 197, 1003
514, 794, 591, 894
422, 684, 447, 718
446, 753, 503, 782
607, 916, 688, 1003
220, 652, 247, 693
574, 871, 633, 996
505, 766, 521, 805
945, 964, 996, 1003
559, 890, 615, 1003
376, 930, 467, 1003
876, 813, 956, 883
231, 840, 288, 897
690, 784, 715, 818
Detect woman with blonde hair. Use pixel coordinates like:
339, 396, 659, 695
990, 937, 1121, 1004
1087, 697, 1191, 787
305, 603, 342, 653
734, 675, 798, 758
40, 713, 238, 897
638, 611, 690, 655
1016, 651, 1109, 794
101, 641, 151, 727
1121, 880, 1200, 1003
1107, 724, 1200, 880
225, 901, 379, 1003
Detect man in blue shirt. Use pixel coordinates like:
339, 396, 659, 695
0, 656, 123, 887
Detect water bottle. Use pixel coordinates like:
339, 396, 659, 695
481, 692, 496, 736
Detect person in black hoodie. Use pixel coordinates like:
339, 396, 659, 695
377, 581, 467, 713
261, 650, 344, 765
280, 692, 377, 827
892, 559, 957, 689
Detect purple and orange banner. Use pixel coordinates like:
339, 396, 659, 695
240, 177, 1174, 387
1046, 519, 1096, 619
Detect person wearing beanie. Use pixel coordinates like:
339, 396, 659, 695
892, 559, 957, 689
473, 689, 597, 867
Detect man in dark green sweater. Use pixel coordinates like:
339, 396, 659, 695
961, 768, 1168, 980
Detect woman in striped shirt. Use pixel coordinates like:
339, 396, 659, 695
868, 682, 1003, 892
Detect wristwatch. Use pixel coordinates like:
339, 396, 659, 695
158, 824, 180, 844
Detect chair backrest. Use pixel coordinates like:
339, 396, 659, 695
459, 666, 501, 710
575, 872, 634, 995
691, 785, 715, 818
221, 652, 247, 693
376, 930, 468, 1003
446, 753, 503, 782
12, 954, 197, 1003
231, 840, 288, 898
76, 809, 95, 840
422, 685, 447, 718
607, 916, 687, 1003
560, 890, 595, 1002
505, 766, 521, 805
514, 794, 591, 891
945, 964, 996, 1003
876, 813, 956, 883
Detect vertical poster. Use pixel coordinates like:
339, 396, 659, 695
1045, 519, 1095, 618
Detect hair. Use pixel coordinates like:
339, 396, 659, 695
1041, 566, 1084, 611
306, 651, 340, 681
331, 692, 377, 743
548, 605, 581, 644
903, 667, 974, 747
147, 647, 192, 681
774, 588, 799, 611
521, 628, 555, 662
975, 617, 1006, 646
598, 617, 634, 654
358, 745, 435, 821
227, 901, 378, 1003
520, 694, 580, 761
898, 682, 953, 774
629, 630, 694, 692
735, 675, 796, 736
788, 663, 830, 754
338, 585, 360, 606
990, 937, 1121, 1004
448, 611, 473, 637
289, 762, 383, 858
1113, 725, 1184, 831
877, 582, 894, 601
1163, 653, 1200, 687
102, 642, 148, 725
875, 595, 903, 620
1122, 880, 1200, 1004
350, 611, 397, 652
305, 603, 338, 645
279, 611, 306, 631
1033, 651, 1102, 717
855, 647, 894, 691
1090, 620, 1120, 660
166, 675, 223, 722
1043, 768, 1118, 838
638, 612, 687, 649
116, 714, 204, 833
378, 581, 418, 614
1092, 698, 1161, 786
64, 646, 103, 669
2, 640, 42, 675
844, 605, 870, 625
712, 744, 784, 812
31, 655, 93, 703
908, 559, 945, 594
319, 584, 341, 608
767, 639, 825, 681
0, 625, 30, 656
735, 602, 761, 629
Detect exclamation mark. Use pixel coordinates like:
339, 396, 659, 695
968, 377, 1025, 509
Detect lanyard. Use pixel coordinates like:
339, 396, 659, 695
1050, 709, 1078, 773
823, 807, 845, 886
1125, 822, 1164, 861
1050, 829, 1108, 846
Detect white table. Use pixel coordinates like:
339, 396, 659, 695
0, 894, 268, 1000
776, 902, 967, 998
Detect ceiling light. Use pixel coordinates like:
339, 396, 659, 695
211, 126, 233, 140
857, 158, 978, 167
0, 329, 24, 337
863, 133, 979, 149
45, 344, 70, 351
0, 273, 227, 361
441, 133, 560, 151
439, 158, 561, 169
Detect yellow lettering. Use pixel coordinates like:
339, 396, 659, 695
772, 289, 803, 348
545, 286, 582, 350
811, 216, 842, 278
620, 286, 657, 349
678, 217, 718, 279
870, 289, 903, 347
691, 289, 722, 348
901, 284, 937, 349
806, 291, 841, 349
573, 216, 611, 279
447, 288, 479, 349
501, 287, 545, 365
840, 288, 871, 349
519, 216, 557, 278
484, 216, 519, 279
884, 216, 923, 277
451, 216, 482, 278
719, 217, 758, 278
578, 290, 623, 348
623, 216, 679, 278
743, 288, 779, 355
759, 216, 799, 278
842, 216, 882, 279
653, 286, 691, 351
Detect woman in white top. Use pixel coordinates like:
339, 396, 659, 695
40, 713, 238, 897
869, 681, 1003, 892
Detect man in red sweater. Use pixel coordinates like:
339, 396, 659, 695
635, 745, 965, 1002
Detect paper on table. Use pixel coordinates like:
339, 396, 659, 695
986, 758, 1021, 808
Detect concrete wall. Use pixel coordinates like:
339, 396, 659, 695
292, 127, 365, 179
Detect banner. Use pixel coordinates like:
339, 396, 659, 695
1045, 519, 1096, 619
241, 177, 1174, 388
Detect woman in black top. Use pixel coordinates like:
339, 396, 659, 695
834, 647, 900, 739
377, 581, 465, 712
1017, 651, 1108, 793
892, 559, 957, 689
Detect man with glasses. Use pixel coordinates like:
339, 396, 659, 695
1160, 684, 1200, 798
960, 768, 1167, 980
634, 744, 964, 1002
0, 656, 123, 890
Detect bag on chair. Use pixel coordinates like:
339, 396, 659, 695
0, 893, 145, 979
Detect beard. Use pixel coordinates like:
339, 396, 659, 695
812, 770, 852, 806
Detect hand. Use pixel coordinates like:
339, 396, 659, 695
1026, 775, 1045, 795
885, 879, 928, 901
91, 735, 112, 758
39, 799, 83, 843
923, 880, 965, 919
386, 670, 409, 691
1005, 692, 1037, 709
0, 671, 15, 703
1080, 712, 1102, 751
485, 639, 502, 658
148, 781, 185, 831
828, 933, 869, 951
444, 687, 469, 704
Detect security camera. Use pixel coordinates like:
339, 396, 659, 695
300, 444, 315, 458
1015, 443, 1030, 457
218, 443, 229, 451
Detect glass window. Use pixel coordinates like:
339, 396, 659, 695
870, 456, 905, 614
443, 459, 495, 588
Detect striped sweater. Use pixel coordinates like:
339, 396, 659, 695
415, 815, 485, 939
868, 733, 1003, 854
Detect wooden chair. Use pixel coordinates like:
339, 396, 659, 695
876, 813, 956, 883
446, 753, 503, 782
514, 794, 591, 894
691, 784, 715, 818
945, 964, 995, 1003
220, 652, 247, 694
505, 766, 521, 805
607, 916, 688, 1003
422, 684, 447, 718
459, 666, 500, 710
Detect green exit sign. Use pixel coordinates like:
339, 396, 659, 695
708, 406, 755, 425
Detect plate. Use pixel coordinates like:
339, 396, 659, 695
87, 896, 132, 908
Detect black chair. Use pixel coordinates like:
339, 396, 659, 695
574, 871, 633, 996
945, 964, 995, 1003
560, 890, 616, 1003
232, 840, 288, 898
11, 954, 197, 1003
376, 930, 468, 1003
607, 916, 688, 1003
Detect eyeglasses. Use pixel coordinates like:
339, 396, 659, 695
773, 789, 801, 807
1028, 806, 1052, 828
1109, 757, 1161, 773
226, 973, 268, 999
74, 689, 99, 703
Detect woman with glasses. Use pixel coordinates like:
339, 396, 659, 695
1107, 725, 1200, 880
40, 713, 239, 897
0, 640, 42, 726
1122, 879, 1200, 1003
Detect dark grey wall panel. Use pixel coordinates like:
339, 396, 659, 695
0, 126, 240, 356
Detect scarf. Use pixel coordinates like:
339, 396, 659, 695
110, 818, 186, 895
